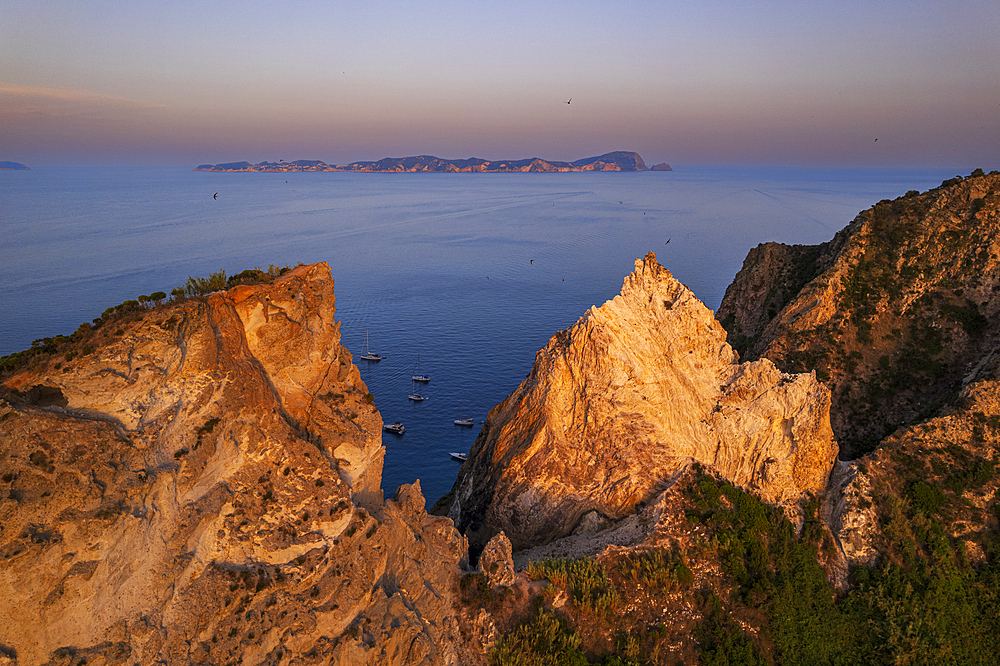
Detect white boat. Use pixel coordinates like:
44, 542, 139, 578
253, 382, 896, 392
450, 452, 468, 462
408, 377, 425, 401
383, 421, 405, 434
411, 354, 429, 383
454, 418, 475, 427
360, 331, 383, 362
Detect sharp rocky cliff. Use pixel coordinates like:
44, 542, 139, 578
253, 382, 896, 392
0, 264, 469, 666
438, 252, 838, 554
718, 172, 1000, 458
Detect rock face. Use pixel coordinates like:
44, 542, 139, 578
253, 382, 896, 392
0, 264, 468, 665
442, 253, 838, 553
718, 171, 1000, 457
478, 532, 516, 588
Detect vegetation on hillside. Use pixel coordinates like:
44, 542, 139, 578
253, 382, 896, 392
720, 169, 1000, 457
0, 264, 293, 377
478, 460, 1000, 665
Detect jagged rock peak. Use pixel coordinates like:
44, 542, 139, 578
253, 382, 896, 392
441, 252, 838, 554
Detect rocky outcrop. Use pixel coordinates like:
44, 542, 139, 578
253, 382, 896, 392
440, 253, 838, 553
478, 532, 516, 588
718, 171, 1000, 457
650, 163, 673, 172
0, 264, 468, 665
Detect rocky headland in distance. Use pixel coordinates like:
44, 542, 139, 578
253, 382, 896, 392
195, 151, 652, 173
0, 161, 29, 170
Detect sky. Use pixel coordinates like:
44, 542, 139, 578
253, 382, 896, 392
1, 0, 998, 168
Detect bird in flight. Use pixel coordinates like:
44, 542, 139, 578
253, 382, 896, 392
213, 192, 218, 200
665, 238, 671, 245
566, 98, 572, 104
530, 259, 534, 264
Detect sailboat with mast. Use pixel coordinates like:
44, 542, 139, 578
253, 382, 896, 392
359, 331, 383, 362
411, 354, 429, 383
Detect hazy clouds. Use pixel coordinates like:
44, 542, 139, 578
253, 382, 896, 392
2, 0, 998, 167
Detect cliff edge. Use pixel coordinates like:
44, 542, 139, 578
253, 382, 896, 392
0, 264, 468, 665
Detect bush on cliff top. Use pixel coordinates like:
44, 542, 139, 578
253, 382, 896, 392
0, 264, 294, 377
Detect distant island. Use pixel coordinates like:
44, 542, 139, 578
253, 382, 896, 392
195, 151, 669, 173
0, 161, 29, 170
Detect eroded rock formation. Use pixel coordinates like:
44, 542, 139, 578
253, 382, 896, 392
0, 264, 468, 665
441, 253, 838, 553
718, 171, 1000, 457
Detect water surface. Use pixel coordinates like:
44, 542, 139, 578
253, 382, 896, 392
0, 165, 964, 505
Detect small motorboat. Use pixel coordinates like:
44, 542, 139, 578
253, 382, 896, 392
450, 452, 468, 462
383, 421, 405, 434
454, 418, 475, 427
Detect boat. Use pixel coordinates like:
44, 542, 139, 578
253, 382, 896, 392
450, 452, 468, 462
408, 389, 425, 402
383, 421, 405, 434
360, 331, 383, 362
454, 418, 475, 427
411, 354, 429, 383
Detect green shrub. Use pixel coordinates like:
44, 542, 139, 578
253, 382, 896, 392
909, 481, 945, 515
184, 270, 227, 296
490, 609, 587, 666
528, 557, 620, 617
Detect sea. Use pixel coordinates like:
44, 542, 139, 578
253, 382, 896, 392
0, 165, 969, 507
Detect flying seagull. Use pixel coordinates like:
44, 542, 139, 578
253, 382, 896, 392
530, 259, 534, 264
566, 98, 571, 104
213, 192, 218, 200
665, 238, 671, 245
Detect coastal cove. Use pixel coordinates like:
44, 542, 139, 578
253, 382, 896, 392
0, 165, 966, 505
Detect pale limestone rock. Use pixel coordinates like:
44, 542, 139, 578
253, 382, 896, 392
446, 253, 838, 552
827, 461, 880, 569
0, 265, 467, 666
478, 532, 515, 588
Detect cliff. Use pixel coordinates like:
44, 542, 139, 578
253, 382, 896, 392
439, 252, 838, 554
718, 170, 1000, 457
194, 151, 650, 173
0, 264, 468, 665
0, 161, 29, 170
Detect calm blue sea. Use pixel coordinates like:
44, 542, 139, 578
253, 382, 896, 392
0, 165, 966, 505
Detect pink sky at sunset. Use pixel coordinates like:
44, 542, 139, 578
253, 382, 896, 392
2, 0, 998, 168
